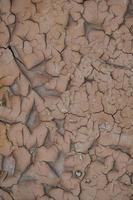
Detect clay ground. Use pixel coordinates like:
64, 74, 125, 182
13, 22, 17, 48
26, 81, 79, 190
0, 0, 133, 199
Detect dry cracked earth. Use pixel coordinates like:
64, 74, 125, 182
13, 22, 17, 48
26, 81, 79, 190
0, 0, 133, 199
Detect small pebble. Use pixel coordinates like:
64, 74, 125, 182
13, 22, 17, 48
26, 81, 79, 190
75, 170, 82, 177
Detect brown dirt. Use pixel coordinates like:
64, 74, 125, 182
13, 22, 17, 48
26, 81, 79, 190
0, 0, 133, 199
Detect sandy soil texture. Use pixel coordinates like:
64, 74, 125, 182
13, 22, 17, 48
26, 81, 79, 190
0, 0, 133, 199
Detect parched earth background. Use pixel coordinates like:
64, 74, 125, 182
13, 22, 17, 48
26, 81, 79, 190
0, 0, 133, 199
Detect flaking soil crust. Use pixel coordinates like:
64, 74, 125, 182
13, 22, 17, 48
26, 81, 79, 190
0, 0, 133, 199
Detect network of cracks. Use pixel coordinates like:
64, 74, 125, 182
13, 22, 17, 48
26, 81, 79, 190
0, 0, 133, 199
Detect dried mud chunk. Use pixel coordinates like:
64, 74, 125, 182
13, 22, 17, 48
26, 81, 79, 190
78, 56, 93, 77
67, 19, 84, 40
72, 68, 84, 87
53, 152, 65, 175
0, 155, 3, 171
69, 87, 89, 116
0, 189, 12, 200
17, 92, 35, 123
49, 188, 79, 200
45, 60, 65, 76
114, 106, 133, 129
7, 123, 27, 148
80, 186, 97, 200
35, 145, 58, 162
110, 50, 133, 69
0, 0, 15, 25
94, 190, 111, 200
91, 112, 114, 132
72, 112, 114, 152
119, 174, 131, 185
36, 0, 68, 28
0, 0, 10, 11
0, 48, 19, 86
64, 114, 88, 132
0, 95, 21, 123
126, 16, 133, 30
102, 89, 128, 115
23, 46, 45, 70
32, 0, 42, 2
11, 74, 30, 96
98, 131, 120, 146
88, 30, 109, 57
73, 112, 114, 152
12, 21, 45, 69
8, 123, 47, 150
4, 14, 16, 26
83, 1, 98, 24
62, 48, 81, 67
26, 107, 40, 130
85, 161, 108, 189
107, 151, 129, 182
47, 25, 65, 52
53, 131, 71, 153
22, 161, 59, 185
83, 0, 108, 28
113, 25, 133, 54
32, 123, 48, 147
86, 82, 103, 113
0, 21, 10, 47
43, 97, 65, 119
64, 153, 91, 177
60, 172, 80, 196
56, 73, 70, 93
103, 0, 129, 33
99, 124, 121, 146
13, 147, 31, 173
37, 197, 54, 200
72, 56, 93, 87
108, 0, 128, 15
19, 48, 44, 69
118, 133, 133, 157
0, 123, 12, 156
23, 41, 32, 54
11, 181, 44, 200
105, 182, 131, 200
68, 0, 83, 21
3, 155, 15, 176
11, 0, 36, 21
74, 126, 98, 153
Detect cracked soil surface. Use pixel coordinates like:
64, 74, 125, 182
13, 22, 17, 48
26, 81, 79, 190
0, 0, 133, 199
